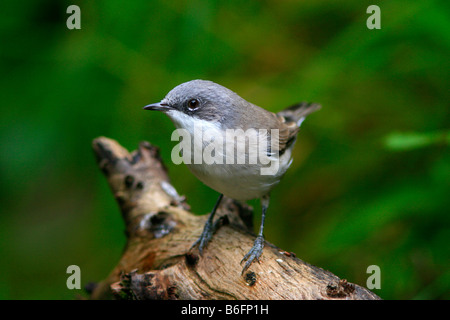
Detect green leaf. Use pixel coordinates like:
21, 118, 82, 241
384, 131, 450, 151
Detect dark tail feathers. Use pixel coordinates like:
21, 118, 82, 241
277, 102, 321, 125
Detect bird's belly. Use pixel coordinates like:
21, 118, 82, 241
186, 155, 291, 201
177, 122, 295, 200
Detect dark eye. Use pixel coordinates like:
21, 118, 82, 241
187, 99, 200, 110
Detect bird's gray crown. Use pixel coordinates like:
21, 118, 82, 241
161, 79, 248, 124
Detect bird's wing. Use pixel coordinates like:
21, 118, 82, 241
275, 102, 321, 155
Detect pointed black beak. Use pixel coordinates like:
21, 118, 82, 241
143, 102, 170, 111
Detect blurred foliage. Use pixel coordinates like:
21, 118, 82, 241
384, 130, 449, 150
0, 0, 448, 299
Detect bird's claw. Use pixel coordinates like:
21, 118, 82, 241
241, 235, 265, 274
191, 219, 214, 255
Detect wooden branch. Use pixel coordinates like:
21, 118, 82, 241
89, 137, 380, 300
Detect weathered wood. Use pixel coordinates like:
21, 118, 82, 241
89, 137, 380, 300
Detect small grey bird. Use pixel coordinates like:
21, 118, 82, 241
144, 80, 320, 273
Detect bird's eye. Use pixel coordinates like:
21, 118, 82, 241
187, 99, 200, 110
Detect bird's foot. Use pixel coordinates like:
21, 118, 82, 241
190, 218, 215, 255
241, 235, 265, 274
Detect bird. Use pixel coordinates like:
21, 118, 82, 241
143, 80, 320, 274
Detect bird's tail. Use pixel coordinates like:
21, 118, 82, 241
277, 102, 321, 126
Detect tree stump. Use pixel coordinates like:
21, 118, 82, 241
89, 136, 380, 300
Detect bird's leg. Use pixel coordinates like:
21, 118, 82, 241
241, 194, 270, 274
191, 193, 224, 255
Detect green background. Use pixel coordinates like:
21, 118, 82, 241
0, 0, 448, 299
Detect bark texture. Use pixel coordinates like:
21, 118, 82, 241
89, 137, 380, 300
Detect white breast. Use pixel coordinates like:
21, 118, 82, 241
166, 110, 294, 200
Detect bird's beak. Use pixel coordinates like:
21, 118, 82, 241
143, 102, 170, 112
